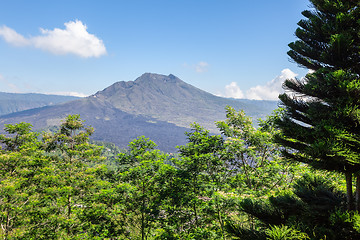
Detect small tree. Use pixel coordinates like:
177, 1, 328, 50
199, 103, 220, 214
177, 123, 228, 239
42, 114, 105, 238
217, 106, 297, 196
117, 136, 171, 240
0, 123, 51, 239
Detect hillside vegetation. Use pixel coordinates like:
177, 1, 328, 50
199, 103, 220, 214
1, 110, 358, 239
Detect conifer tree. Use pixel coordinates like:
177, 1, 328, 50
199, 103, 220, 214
275, 0, 360, 210
287, 0, 359, 74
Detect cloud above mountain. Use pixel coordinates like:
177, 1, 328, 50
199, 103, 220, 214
246, 69, 298, 100
183, 61, 209, 73
0, 20, 107, 58
195, 61, 209, 73
223, 82, 244, 99
219, 68, 298, 100
45, 91, 87, 97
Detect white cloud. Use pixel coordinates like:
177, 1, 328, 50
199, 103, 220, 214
245, 69, 298, 100
222, 82, 244, 99
45, 91, 88, 97
183, 61, 210, 73
0, 20, 107, 58
0, 25, 30, 46
195, 61, 209, 73
32, 20, 106, 57
217, 69, 298, 101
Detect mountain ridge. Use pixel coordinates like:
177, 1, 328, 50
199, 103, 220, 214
0, 73, 278, 152
92, 73, 277, 131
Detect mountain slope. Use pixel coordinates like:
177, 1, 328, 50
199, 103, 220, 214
0, 73, 278, 152
93, 73, 278, 131
1, 97, 189, 152
0, 92, 79, 116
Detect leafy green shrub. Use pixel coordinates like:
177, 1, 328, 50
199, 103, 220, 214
265, 225, 308, 240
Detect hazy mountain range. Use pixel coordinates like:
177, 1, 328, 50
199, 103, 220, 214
0, 92, 79, 116
0, 73, 279, 152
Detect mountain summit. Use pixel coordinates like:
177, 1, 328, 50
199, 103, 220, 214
0, 73, 278, 152
92, 73, 275, 132
92, 73, 228, 131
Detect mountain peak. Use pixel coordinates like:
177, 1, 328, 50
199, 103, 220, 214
135, 73, 182, 84
89, 73, 278, 134
92, 72, 220, 128
0, 72, 278, 152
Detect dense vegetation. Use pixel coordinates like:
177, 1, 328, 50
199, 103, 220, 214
0, 109, 359, 240
1, 0, 360, 239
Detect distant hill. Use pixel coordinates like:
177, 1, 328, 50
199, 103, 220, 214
0, 73, 279, 152
0, 92, 79, 116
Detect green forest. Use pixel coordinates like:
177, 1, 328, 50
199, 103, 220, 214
1, 0, 360, 239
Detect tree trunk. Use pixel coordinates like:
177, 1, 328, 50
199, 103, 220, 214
67, 195, 72, 235
5, 209, 10, 240
215, 201, 226, 240
193, 177, 198, 227
355, 173, 360, 212
141, 182, 146, 240
345, 172, 354, 211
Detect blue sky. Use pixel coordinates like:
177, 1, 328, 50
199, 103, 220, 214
0, 0, 311, 100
